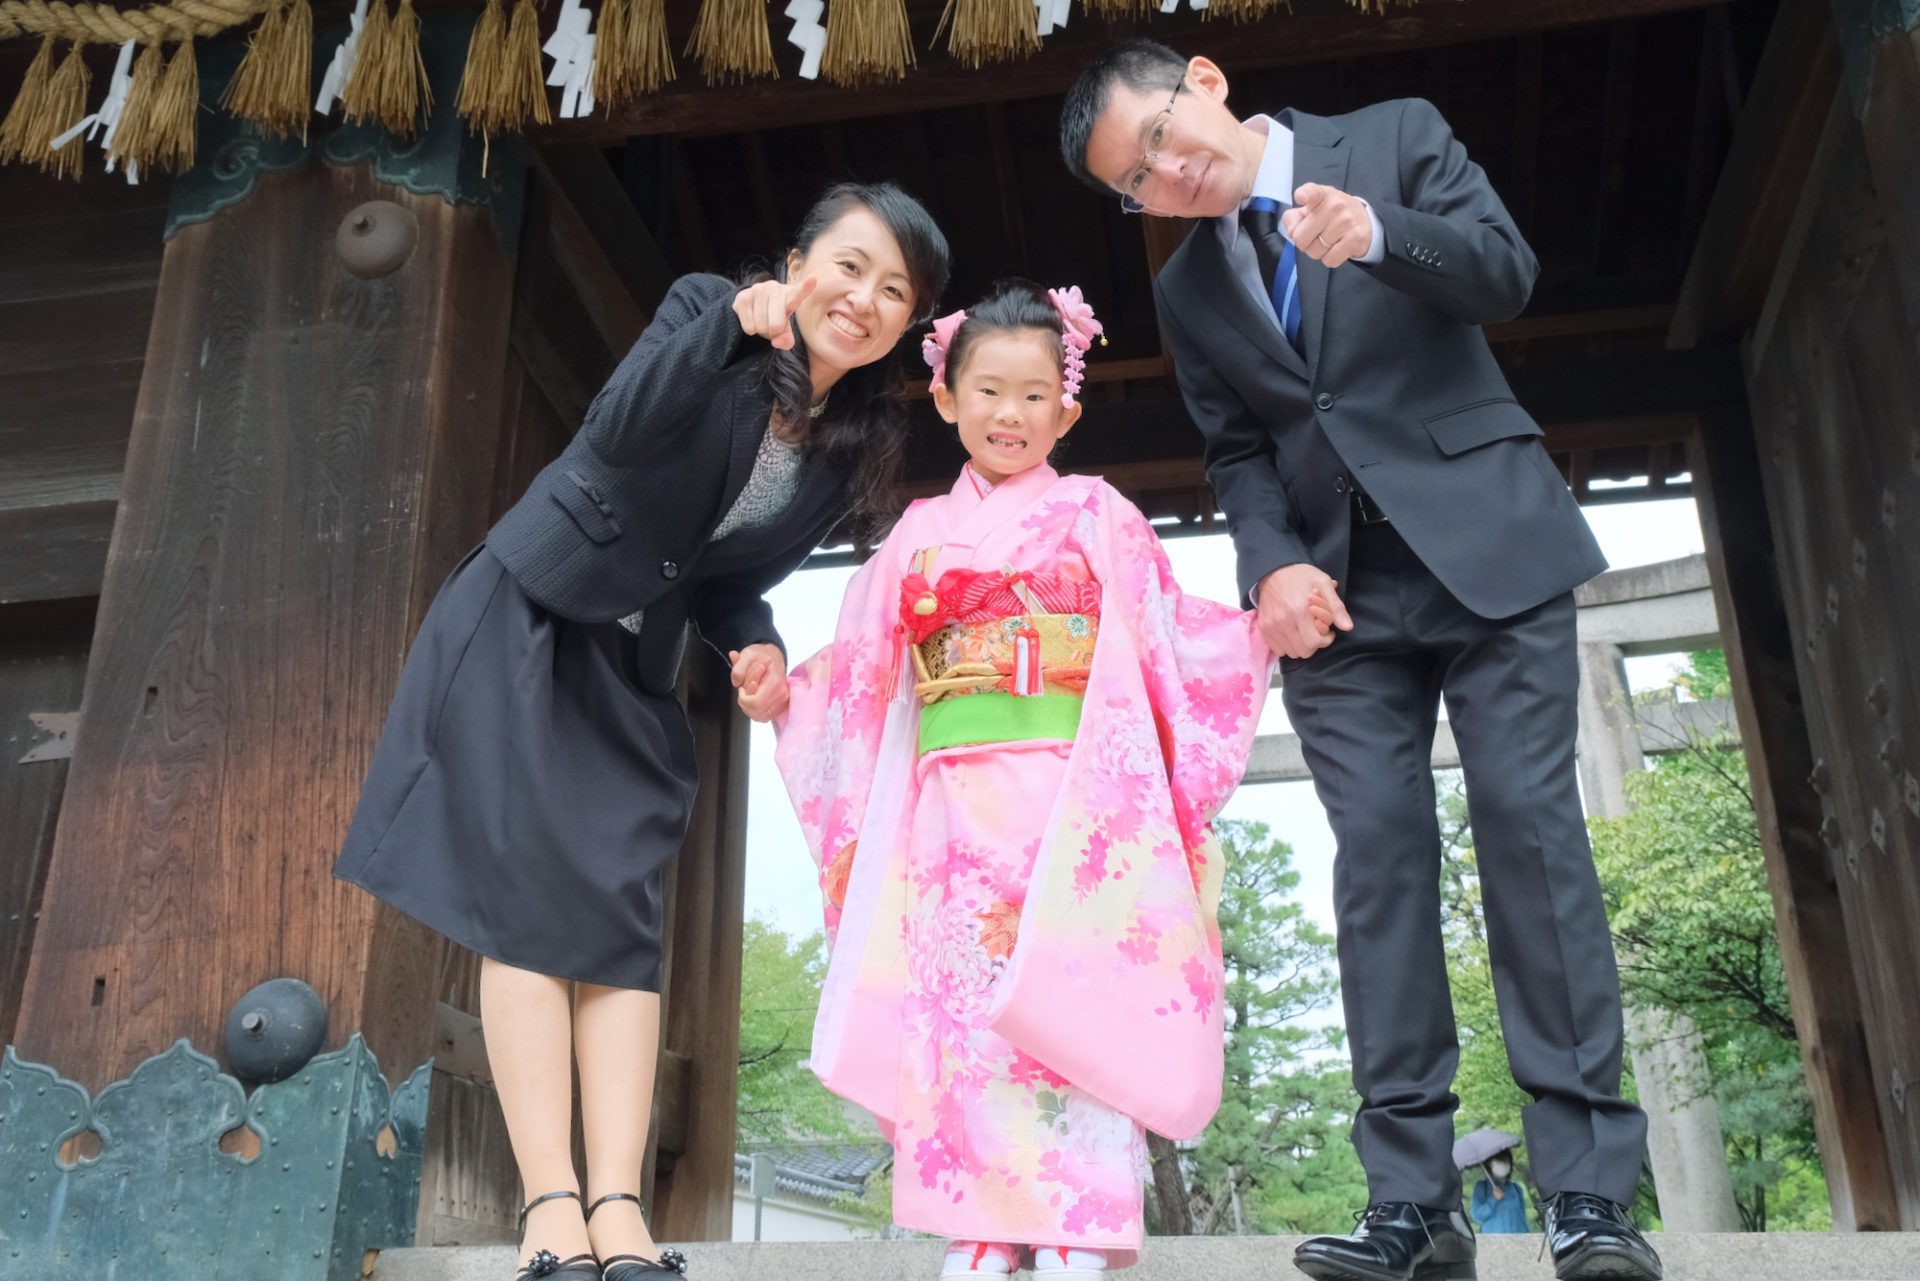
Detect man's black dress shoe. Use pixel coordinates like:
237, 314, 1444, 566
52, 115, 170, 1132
1293, 1202, 1478, 1281
1543, 1192, 1663, 1280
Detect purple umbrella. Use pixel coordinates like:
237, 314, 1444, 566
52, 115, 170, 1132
1452, 1128, 1521, 1170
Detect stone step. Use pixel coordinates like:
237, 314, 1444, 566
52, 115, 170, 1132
371, 1233, 1920, 1281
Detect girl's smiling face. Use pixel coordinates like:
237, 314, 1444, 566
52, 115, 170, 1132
933, 328, 1083, 485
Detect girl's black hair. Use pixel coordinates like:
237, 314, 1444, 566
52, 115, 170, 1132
942, 279, 1065, 389
744, 182, 950, 530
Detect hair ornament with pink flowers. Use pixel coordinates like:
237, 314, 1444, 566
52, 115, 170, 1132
921, 309, 968, 393
1046, 285, 1105, 408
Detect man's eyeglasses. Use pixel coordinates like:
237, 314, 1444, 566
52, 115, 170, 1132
1119, 81, 1185, 215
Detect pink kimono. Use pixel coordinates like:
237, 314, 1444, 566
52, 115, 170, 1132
775, 465, 1272, 1258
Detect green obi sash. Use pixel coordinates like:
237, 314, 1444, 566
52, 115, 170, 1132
918, 692, 1084, 755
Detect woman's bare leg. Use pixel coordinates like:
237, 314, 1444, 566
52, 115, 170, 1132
481, 957, 592, 1267
575, 983, 664, 1262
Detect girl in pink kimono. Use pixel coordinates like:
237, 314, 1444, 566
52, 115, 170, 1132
762, 281, 1273, 1279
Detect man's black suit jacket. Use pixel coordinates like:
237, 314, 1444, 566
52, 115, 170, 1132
1153, 99, 1605, 620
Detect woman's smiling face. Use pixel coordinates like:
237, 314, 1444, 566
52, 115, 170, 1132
784, 206, 918, 378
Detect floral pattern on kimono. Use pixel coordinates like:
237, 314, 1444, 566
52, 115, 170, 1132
775, 466, 1273, 1259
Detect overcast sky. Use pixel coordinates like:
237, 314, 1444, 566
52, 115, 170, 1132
738, 494, 1707, 944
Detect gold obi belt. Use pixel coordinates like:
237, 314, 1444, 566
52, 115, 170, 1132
911, 612, 1099, 754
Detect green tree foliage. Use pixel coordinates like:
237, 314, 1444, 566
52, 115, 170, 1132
1439, 650, 1827, 1230
1148, 820, 1368, 1235
1586, 652, 1827, 1230
737, 918, 853, 1148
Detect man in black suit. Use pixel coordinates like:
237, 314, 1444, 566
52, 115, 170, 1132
1060, 42, 1661, 1281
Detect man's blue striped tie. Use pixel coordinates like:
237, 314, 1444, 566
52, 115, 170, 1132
1241, 196, 1303, 354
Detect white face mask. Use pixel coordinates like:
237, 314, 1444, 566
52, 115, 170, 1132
1489, 1158, 1513, 1181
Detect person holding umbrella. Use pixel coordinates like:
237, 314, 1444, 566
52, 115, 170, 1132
1457, 1129, 1530, 1235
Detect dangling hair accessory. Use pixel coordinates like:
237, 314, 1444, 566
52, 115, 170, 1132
1046, 285, 1105, 408
920, 309, 968, 391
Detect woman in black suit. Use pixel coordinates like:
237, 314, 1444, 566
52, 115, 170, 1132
334, 183, 950, 1281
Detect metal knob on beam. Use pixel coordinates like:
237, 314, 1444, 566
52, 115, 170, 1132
336, 201, 420, 280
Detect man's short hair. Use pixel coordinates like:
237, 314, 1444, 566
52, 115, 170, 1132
1059, 39, 1189, 193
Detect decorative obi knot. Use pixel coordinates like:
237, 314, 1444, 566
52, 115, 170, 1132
911, 612, 1099, 705
898, 566, 1100, 642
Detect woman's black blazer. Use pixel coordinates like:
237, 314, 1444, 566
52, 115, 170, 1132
487, 273, 853, 677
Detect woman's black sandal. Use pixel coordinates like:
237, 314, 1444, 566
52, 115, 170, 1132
515, 1190, 603, 1280
588, 1192, 689, 1281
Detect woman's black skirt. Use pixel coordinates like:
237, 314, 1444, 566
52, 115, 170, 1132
334, 546, 697, 990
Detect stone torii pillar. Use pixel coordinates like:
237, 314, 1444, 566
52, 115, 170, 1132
1574, 642, 1744, 1233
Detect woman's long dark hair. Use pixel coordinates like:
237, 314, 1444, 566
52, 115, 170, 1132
744, 182, 950, 531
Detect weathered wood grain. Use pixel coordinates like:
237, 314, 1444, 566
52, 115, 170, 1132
1737, 67, 1920, 1225
10, 161, 520, 1092
650, 654, 750, 1243
0, 599, 94, 1045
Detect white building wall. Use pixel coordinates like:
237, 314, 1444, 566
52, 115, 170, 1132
731, 1191, 866, 1242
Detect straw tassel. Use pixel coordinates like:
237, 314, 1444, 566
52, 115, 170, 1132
455, 0, 508, 129
223, 0, 314, 140
596, 0, 675, 107
1079, 0, 1156, 17
339, 0, 391, 121
0, 37, 57, 166
934, 0, 1039, 68
342, 0, 432, 138
820, 0, 913, 87
502, 0, 553, 124
687, 0, 778, 85
107, 40, 199, 176
35, 42, 93, 179
149, 40, 201, 173
1204, 0, 1290, 19
106, 43, 163, 174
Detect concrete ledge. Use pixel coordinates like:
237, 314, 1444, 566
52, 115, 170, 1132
1245, 697, 1736, 785
371, 1232, 1920, 1281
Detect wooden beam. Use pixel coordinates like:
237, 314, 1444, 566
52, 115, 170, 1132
1140, 215, 1193, 282
985, 103, 1031, 277
897, 349, 1727, 498
1592, 23, 1639, 277
740, 133, 785, 257
1681, 7, 1733, 249
534, 166, 649, 354
533, 144, 677, 317
667, 139, 713, 273
1713, 0, 1745, 119
0, 498, 115, 607
1569, 447, 1595, 501
817, 123, 852, 183
1667, 0, 1839, 348
905, 301, 1678, 388
1511, 35, 1545, 235
1484, 303, 1674, 343
649, 655, 750, 1241
0, 598, 94, 1046
546, 0, 1747, 142
1688, 407, 1902, 1230
510, 302, 596, 427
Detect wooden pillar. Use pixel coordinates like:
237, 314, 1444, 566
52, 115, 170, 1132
650, 653, 752, 1242
1689, 405, 1902, 1229
8, 31, 526, 1092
